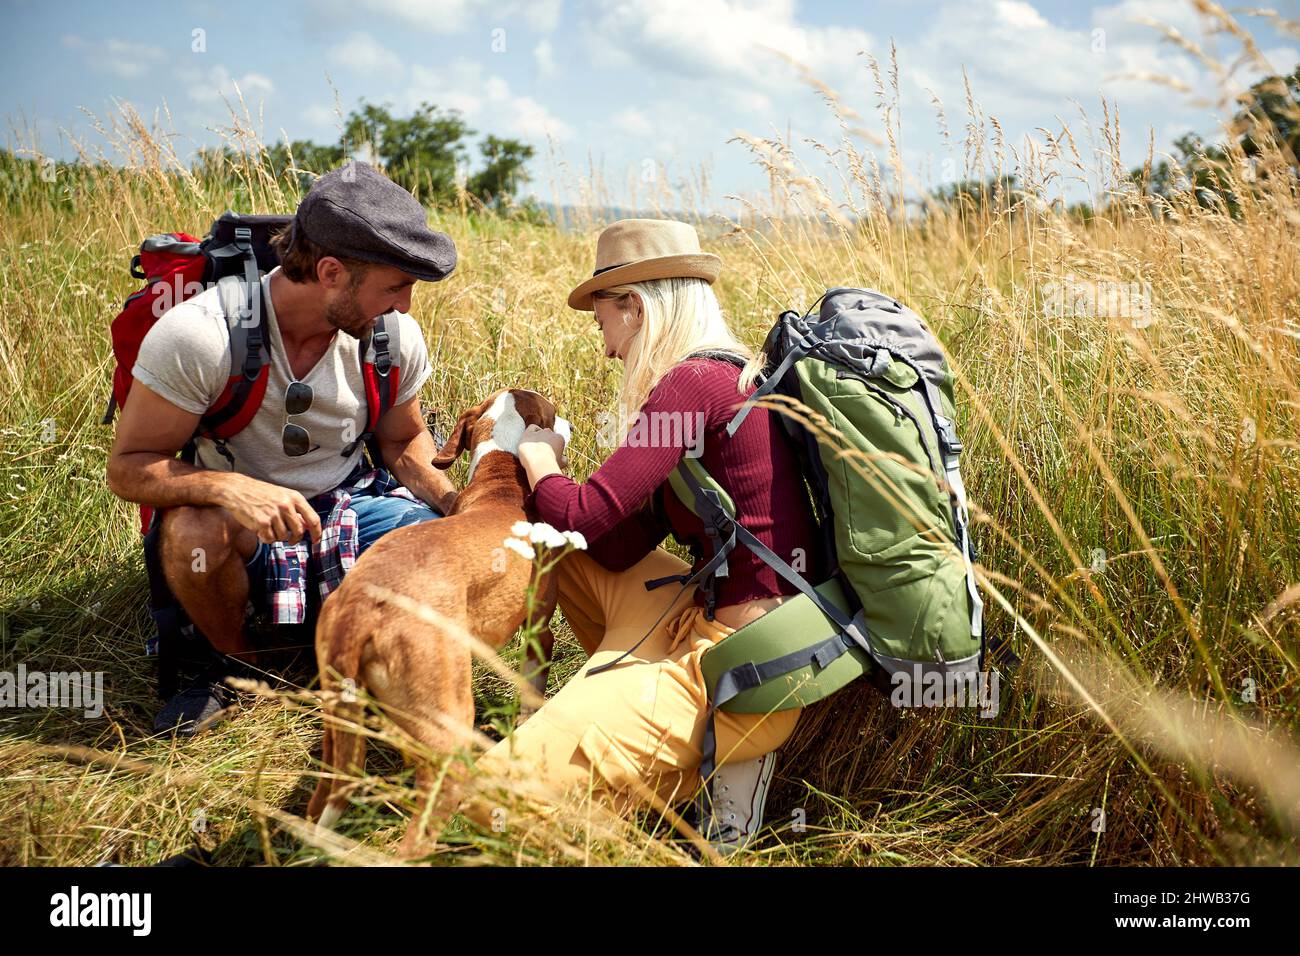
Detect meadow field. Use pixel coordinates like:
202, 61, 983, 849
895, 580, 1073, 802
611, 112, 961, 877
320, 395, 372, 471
1, 53, 1298, 866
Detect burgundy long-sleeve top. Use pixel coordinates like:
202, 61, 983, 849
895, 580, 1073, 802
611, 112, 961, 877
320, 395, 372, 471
527, 357, 824, 609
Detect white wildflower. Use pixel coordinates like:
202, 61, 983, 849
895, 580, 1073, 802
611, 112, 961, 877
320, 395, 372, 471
511, 520, 533, 538
562, 530, 588, 551
529, 522, 568, 549
502, 537, 536, 560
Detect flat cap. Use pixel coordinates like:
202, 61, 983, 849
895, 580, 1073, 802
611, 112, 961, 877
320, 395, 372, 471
294, 161, 457, 281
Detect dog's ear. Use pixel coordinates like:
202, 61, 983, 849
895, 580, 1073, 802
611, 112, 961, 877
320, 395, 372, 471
432, 405, 481, 469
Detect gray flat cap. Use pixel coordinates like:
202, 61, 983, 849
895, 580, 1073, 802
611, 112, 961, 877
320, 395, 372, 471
294, 161, 457, 281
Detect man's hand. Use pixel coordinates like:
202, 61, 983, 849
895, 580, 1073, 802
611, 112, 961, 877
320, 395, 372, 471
214, 473, 322, 545
376, 396, 459, 514
107, 382, 308, 533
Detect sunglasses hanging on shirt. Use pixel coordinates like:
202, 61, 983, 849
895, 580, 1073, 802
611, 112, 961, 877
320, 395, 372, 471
282, 380, 320, 457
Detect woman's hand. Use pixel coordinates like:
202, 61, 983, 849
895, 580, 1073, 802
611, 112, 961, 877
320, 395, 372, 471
520, 424, 568, 467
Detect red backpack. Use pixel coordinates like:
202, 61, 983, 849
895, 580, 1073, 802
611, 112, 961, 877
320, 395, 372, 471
105, 211, 403, 532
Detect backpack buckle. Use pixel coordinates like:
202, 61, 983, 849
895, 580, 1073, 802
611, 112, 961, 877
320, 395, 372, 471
935, 417, 963, 457
371, 330, 392, 374
700, 490, 733, 536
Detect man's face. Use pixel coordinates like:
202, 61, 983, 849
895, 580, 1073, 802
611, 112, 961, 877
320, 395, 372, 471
320, 260, 418, 339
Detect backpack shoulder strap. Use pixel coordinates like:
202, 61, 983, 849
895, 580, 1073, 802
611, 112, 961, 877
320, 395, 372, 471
684, 348, 748, 370
198, 276, 271, 452
667, 456, 735, 518
345, 312, 404, 459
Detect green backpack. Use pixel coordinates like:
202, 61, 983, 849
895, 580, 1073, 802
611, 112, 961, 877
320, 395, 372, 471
591, 287, 987, 795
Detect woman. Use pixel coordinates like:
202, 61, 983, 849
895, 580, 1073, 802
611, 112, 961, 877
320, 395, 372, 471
465, 219, 823, 853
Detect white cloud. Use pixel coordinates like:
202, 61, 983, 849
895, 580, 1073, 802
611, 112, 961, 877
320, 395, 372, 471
182, 65, 275, 105
308, 0, 561, 34
581, 0, 873, 91
303, 102, 345, 134
327, 32, 402, 76
1262, 46, 1299, 76
611, 108, 653, 138
61, 34, 166, 78
517, 0, 562, 32
403, 59, 572, 141
535, 37, 557, 77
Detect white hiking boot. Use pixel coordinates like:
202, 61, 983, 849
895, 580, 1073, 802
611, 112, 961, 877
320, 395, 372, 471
697, 750, 778, 857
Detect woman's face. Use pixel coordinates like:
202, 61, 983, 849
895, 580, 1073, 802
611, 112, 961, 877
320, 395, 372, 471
593, 294, 642, 362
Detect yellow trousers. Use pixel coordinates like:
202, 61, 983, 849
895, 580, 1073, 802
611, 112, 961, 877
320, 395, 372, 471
460, 546, 801, 825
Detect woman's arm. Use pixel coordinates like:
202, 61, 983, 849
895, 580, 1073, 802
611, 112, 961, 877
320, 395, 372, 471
519, 360, 729, 543
586, 486, 673, 571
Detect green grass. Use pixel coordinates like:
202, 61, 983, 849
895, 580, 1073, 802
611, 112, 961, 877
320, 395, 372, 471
1, 61, 1298, 865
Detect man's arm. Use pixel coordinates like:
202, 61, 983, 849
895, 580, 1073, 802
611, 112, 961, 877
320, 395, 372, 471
375, 395, 458, 514
106, 383, 321, 545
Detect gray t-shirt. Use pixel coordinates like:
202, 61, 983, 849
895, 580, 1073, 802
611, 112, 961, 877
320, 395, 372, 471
132, 266, 431, 498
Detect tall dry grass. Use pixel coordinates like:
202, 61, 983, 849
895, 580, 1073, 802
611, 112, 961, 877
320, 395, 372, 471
1, 7, 1297, 865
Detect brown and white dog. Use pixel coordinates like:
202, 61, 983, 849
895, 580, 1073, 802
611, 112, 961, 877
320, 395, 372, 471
306, 387, 570, 855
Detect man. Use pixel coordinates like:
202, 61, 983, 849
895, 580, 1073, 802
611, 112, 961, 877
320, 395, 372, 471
107, 162, 460, 734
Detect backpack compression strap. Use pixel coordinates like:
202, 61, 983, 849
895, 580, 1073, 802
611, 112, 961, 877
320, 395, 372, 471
891, 356, 985, 661
344, 314, 402, 459
198, 276, 271, 461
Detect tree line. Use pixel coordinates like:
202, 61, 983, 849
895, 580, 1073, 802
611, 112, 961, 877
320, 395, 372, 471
195, 99, 542, 217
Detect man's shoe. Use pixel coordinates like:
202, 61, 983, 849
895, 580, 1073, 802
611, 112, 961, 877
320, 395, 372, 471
153, 677, 235, 737
697, 750, 778, 857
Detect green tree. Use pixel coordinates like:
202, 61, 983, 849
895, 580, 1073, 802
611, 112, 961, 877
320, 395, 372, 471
342, 100, 473, 201
1234, 64, 1299, 173
191, 145, 238, 180
1125, 62, 1299, 217
466, 134, 535, 209
928, 174, 1017, 215
187, 99, 540, 211
1126, 133, 1240, 215
265, 139, 346, 183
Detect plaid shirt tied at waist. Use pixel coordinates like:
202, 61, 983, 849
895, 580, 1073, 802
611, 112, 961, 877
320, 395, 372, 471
264, 467, 418, 624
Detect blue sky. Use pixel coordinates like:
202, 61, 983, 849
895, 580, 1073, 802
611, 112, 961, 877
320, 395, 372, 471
1, 0, 1296, 212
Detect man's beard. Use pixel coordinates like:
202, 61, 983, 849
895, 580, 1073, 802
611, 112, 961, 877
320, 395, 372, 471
323, 284, 376, 340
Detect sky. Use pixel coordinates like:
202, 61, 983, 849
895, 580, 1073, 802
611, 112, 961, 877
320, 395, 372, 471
1, 0, 1296, 214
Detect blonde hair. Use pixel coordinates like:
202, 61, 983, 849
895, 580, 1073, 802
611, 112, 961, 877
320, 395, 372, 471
594, 277, 765, 436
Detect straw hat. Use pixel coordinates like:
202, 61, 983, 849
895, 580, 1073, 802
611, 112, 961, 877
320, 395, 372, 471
566, 218, 722, 310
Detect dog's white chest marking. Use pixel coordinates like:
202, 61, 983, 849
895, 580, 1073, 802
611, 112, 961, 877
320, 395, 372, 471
467, 392, 527, 483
